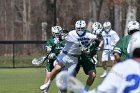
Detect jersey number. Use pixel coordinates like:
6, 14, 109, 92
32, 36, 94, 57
124, 74, 140, 93
106, 38, 109, 45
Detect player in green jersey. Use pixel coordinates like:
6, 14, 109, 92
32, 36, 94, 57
74, 22, 102, 91
40, 26, 65, 93
114, 21, 140, 62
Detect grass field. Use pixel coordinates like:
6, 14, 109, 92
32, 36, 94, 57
0, 67, 107, 93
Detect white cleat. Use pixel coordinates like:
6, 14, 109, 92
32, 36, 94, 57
40, 83, 49, 91
40, 80, 51, 91
100, 71, 107, 78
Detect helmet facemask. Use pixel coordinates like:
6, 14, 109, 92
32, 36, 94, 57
104, 26, 111, 33
76, 27, 86, 36
75, 20, 86, 36
103, 22, 111, 33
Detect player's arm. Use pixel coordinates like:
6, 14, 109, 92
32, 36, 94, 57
98, 40, 103, 50
44, 39, 53, 53
114, 32, 120, 44
113, 38, 122, 62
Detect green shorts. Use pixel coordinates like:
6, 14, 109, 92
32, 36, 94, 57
45, 59, 55, 72
75, 54, 96, 75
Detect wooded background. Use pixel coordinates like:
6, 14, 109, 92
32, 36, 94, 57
0, 0, 140, 55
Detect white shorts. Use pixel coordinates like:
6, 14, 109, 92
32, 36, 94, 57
56, 52, 78, 76
101, 50, 115, 62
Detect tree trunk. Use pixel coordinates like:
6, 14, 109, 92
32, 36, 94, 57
124, 0, 137, 36
114, 4, 122, 36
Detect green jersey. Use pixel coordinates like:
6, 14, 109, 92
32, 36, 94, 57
45, 37, 65, 55
45, 36, 65, 72
76, 39, 100, 75
114, 35, 131, 60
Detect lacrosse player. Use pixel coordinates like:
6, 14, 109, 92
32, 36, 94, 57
100, 22, 120, 78
65, 31, 140, 93
40, 26, 65, 93
74, 22, 103, 91
114, 21, 140, 62
40, 20, 97, 93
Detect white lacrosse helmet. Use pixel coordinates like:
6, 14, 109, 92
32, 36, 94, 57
75, 20, 86, 36
92, 22, 103, 35
127, 21, 140, 34
51, 26, 62, 37
103, 22, 111, 33
128, 31, 140, 54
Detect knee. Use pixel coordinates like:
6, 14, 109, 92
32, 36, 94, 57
88, 71, 96, 79
54, 63, 62, 72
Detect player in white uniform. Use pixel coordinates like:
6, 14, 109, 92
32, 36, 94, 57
100, 22, 120, 78
40, 20, 96, 93
57, 31, 140, 93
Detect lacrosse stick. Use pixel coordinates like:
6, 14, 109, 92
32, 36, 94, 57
31, 48, 54, 66
56, 71, 69, 90
79, 38, 95, 52
32, 56, 47, 66
67, 76, 86, 93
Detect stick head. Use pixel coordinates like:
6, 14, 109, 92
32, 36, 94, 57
32, 56, 46, 66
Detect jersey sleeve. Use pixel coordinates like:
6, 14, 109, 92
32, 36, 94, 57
113, 37, 122, 54
112, 32, 120, 46
65, 31, 77, 43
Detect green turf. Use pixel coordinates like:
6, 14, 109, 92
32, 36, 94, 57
0, 67, 106, 93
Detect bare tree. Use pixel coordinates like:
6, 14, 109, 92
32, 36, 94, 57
112, 0, 124, 36
124, 0, 137, 36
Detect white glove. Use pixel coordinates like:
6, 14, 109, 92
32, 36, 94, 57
48, 53, 56, 59
46, 46, 52, 53
93, 55, 98, 64
54, 37, 60, 44
110, 45, 115, 50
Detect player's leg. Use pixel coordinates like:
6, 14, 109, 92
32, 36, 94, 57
40, 60, 54, 93
100, 61, 107, 78
100, 50, 108, 77
40, 53, 65, 91
86, 70, 96, 90
82, 56, 96, 91
51, 54, 77, 93
73, 57, 82, 77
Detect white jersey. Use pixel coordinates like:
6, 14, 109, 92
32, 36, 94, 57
101, 30, 119, 49
63, 30, 96, 55
96, 59, 140, 93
